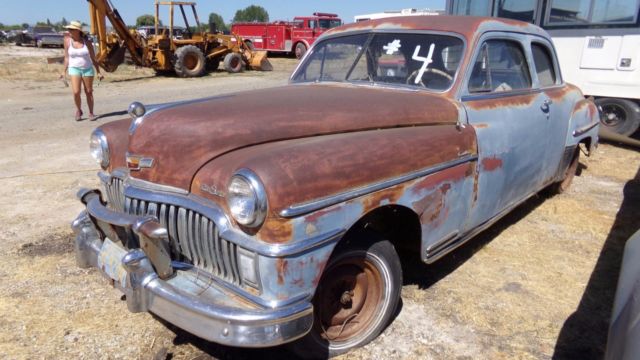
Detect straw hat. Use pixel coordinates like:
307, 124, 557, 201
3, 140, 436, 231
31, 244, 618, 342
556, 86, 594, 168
64, 21, 83, 32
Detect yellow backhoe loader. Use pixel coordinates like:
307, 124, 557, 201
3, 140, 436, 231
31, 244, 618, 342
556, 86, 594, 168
87, 0, 272, 77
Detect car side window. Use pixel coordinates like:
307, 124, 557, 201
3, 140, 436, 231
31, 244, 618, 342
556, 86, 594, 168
469, 39, 532, 93
531, 43, 557, 87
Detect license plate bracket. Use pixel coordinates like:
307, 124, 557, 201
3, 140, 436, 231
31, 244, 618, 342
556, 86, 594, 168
97, 238, 129, 288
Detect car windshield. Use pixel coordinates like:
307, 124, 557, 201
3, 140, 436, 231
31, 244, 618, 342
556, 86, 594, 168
292, 33, 464, 91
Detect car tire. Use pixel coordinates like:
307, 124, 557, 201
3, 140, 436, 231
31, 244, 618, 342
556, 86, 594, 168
595, 98, 640, 136
223, 52, 244, 73
173, 45, 206, 78
549, 148, 580, 194
295, 42, 307, 59
289, 235, 402, 358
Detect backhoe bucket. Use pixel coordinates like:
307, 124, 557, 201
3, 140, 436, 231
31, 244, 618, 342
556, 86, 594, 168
248, 51, 273, 71
102, 43, 126, 72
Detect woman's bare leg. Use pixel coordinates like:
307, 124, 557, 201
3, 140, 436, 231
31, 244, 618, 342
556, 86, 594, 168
82, 76, 95, 115
70, 75, 82, 114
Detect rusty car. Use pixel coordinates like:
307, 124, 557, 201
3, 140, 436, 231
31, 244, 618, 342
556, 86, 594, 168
72, 16, 599, 357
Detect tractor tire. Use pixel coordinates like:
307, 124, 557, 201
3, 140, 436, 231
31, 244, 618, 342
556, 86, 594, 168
595, 98, 640, 136
295, 42, 307, 59
289, 234, 402, 358
173, 45, 206, 78
223, 53, 244, 73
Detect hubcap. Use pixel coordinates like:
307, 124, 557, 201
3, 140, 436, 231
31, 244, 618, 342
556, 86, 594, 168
314, 256, 383, 342
601, 104, 626, 127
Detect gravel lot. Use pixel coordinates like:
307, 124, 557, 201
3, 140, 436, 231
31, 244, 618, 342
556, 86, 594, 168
0, 44, 638, 359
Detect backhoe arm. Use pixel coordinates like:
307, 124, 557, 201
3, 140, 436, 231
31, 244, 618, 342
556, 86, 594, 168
87, 0, 146, 71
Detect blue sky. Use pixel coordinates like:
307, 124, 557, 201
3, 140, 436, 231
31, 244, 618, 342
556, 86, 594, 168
0, 1, 446, 26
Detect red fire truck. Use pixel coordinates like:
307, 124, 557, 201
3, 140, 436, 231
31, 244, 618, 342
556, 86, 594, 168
231, 13, 342, 59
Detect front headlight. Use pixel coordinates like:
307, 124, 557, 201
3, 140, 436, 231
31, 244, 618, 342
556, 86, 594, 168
226, 169, 268, 228
90, 129, 110, 169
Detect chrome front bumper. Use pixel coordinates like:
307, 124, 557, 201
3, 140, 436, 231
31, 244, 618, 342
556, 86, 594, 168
72, 189, 313, 347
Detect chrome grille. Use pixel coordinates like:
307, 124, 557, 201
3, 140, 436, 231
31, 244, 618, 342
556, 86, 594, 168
124, 197, 241, 286
104, 176, 125, 211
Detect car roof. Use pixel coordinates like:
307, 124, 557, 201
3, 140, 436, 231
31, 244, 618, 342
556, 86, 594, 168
325, 15, 548, 41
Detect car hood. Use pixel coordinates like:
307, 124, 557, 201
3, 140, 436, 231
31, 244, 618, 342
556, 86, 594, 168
128, 84, 460, 189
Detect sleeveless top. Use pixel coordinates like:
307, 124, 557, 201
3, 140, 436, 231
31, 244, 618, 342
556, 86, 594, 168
67, 37, 92, 69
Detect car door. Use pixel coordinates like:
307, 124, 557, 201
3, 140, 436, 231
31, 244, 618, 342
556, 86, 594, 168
461, 33, 551, 230
530, 38, 572, 185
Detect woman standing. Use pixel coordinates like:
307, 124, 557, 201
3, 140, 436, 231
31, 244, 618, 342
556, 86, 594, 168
63, 21, 103, 121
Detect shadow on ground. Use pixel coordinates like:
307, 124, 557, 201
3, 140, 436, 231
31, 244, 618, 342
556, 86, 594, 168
553, 166, 640, 359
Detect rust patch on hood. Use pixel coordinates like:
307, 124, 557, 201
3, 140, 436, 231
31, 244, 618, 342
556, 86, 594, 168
482, 156, 503, 171
128, 84, 459, 189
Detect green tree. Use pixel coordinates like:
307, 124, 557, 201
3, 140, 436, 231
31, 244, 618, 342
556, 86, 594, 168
21, 23, 29, 29
46, 18, 51, 26
61, 17, 68, 26
233, 5, 269, 23
136, 14, 157, 27
208, 12, 227, 32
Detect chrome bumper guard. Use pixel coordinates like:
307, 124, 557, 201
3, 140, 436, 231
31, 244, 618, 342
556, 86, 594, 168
72, 188, 313, 347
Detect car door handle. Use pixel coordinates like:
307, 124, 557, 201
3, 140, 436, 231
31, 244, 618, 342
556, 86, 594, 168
540, 99, 552, 113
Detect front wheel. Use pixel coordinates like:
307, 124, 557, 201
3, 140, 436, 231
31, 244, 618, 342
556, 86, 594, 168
595, 98, 640, 136
295, 42, 307, 59
290, 237, 402, 358
223, 52, 244, 73
173, 45, 206, 77
548, 148, 580, 195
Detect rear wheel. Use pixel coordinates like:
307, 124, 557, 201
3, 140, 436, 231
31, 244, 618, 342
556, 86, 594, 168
223, 52, 244, 73
549, 148, 580, 194
290, 237, 402, 358
173, 45, 206, 78
595, 98, 640, 136
295, 42, 307, 59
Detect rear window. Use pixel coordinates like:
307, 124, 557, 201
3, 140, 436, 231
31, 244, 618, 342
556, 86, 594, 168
531, 43, 557, 87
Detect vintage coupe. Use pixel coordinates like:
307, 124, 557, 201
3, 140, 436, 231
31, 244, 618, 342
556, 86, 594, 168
73, 16, 599, 356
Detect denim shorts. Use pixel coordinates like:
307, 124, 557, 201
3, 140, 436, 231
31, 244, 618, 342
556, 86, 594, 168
68, 66, 95, 77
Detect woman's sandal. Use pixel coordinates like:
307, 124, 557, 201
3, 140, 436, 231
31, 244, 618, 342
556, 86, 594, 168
75, 109, 83, 121
89, 113, 98, 121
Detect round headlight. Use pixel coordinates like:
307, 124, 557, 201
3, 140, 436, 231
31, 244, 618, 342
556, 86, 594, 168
227, 169, 268, 228
90, 129, 110, 169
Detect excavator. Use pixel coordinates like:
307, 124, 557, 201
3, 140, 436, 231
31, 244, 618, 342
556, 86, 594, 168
87, 0, 272, 77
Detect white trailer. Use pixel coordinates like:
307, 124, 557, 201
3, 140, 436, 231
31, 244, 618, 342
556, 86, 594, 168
447, 0, 640, 135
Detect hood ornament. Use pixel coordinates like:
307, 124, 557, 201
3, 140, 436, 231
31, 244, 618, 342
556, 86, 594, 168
128, 101, 146, 135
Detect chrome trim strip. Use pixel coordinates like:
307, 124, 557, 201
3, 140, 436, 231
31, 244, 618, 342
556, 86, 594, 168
279, 154, 478, 218
125, 176, 189, 195
573, 121, 599, 137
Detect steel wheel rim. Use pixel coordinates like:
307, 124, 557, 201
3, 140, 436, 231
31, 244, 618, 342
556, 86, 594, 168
313, 251, 389, 346
601, 103, 626, 127
184, 54, 198, 70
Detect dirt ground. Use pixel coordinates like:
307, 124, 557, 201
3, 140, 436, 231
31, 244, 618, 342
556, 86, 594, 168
0, 43, 638, 360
